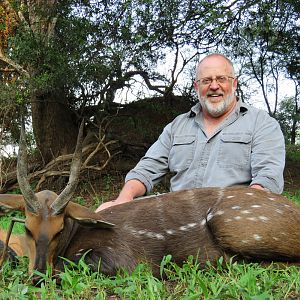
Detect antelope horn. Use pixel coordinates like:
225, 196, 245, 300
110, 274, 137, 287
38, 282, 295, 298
17, 120, 40, 213
50, 120, 84, 215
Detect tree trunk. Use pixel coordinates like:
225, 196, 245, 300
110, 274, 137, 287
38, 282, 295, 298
291, 119, 297, 145
31, 91, 78, 163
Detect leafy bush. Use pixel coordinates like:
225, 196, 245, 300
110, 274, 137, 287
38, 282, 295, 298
285, 144, 300, 162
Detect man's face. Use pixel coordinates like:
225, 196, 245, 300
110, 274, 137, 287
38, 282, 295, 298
194, 56, 238, 117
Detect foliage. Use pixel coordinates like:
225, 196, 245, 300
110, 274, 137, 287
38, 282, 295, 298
277, 96, 300, 144
0, 254, 299, 299
0, 211, 24, 234
285, 144, 300, 162
0, 0, 299, 165
222, 0, 300, 115
0, 1, 298, 146
283, 190, 300, 205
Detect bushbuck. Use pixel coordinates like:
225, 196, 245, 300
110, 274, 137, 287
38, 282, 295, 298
0, 122, 300, 284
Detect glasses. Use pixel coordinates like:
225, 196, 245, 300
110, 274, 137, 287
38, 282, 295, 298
196, 75, 235, 86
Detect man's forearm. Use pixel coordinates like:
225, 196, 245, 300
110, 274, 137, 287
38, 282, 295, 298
117, 179, 147, 202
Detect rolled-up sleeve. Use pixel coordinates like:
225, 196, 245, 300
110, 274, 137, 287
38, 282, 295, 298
125, 123, 173, 193
250, 112, 285, 193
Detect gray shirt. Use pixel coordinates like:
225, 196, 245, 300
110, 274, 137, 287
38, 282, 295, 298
125, 100, 285, 194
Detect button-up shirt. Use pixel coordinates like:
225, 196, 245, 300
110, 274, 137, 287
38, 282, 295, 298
125, 100, 285, 194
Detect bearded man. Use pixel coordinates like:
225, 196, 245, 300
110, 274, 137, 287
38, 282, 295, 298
96, 53, 285, 211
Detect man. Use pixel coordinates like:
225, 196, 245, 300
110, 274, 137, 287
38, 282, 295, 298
96, 53, 285, 212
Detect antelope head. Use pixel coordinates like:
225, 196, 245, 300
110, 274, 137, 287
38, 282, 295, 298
15, 121, 113, 280
17, 121, 85, 276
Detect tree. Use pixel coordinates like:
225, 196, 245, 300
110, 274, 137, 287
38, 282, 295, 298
277, 85, 300, 144
221, 0, 300, 116
0, 0, 233, 162
0, 0, 299, 164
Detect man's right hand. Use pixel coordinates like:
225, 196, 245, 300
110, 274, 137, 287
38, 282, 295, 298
95, 196, 132, 212
95, 179, 146, 212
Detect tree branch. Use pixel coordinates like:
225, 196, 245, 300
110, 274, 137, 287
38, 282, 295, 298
0, 51, 30, 78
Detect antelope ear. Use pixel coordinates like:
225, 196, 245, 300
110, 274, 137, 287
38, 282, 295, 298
65, 202, 115, 228
0, 194, 25, 215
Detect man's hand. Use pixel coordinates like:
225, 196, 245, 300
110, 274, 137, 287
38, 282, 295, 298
95, 179, 146, 212
95, 196, 132, 212
250, 184, 266, 191
95, 200, 119, 212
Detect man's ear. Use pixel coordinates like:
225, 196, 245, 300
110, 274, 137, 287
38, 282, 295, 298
233, 77, 238, 91
193, 80, 199, 91
65, 202, 115, 228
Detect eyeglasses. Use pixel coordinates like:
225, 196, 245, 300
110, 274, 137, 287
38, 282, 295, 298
196, 75, 235, 86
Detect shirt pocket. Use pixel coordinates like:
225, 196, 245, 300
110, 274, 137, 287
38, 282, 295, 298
169, 135, 196, 172
217, 132, 252, 168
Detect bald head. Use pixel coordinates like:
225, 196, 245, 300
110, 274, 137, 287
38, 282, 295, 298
195, 54, 235, 81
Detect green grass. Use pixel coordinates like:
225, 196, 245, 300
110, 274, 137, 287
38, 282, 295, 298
0, 212, 25, 234
283, 189, 300, 205
0, 255, 299, 299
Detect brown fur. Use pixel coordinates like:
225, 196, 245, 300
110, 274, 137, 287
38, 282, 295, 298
0, 186, 300, 281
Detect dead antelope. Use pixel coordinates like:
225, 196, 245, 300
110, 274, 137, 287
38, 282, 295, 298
0, 123, 300, 284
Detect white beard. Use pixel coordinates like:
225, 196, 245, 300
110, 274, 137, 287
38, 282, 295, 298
199, 91, 235, 117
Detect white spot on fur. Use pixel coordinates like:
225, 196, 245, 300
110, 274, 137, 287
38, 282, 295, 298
130, 229, 138, 235
253, 234, 262, 241
145, 231, 165, 240
180, 223, 197, 231
128, 227, 165, 240
215, 210, 224, 216
241, 210, 251, 214
124, 225, 165, 240
155, 233, 165, 240
247, 217, 258, 221
284, 204, 290, 208
241, 240, 249, 244
200, 219, 206, 226
234, 216, 242, 220
246, 192, 254, 196
280, 232, 287, 236
226, 195, 235, 199
251, 205, 261, 208
268, 197, 275, 201
232, 206, 241, 210
273, 237, 279, 241
166, 229, 175, 235
258, 216, 269, 222
276, 209, 283, 214
224, 219, 232, 222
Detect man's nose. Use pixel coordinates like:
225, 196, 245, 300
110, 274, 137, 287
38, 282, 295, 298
209, 79, 220, 89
